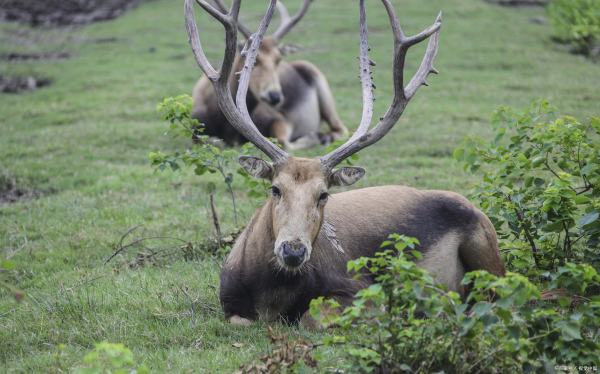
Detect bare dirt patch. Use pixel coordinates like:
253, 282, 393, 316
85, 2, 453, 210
0, 173, 41, 205
0, 75, 52, 94
0, 51, 71, 62
486, 0, 548, 5
0, 0, 142, 27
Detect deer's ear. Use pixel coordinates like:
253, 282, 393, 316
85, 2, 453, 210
329, 167, 365, 186
239, 156, 274, 180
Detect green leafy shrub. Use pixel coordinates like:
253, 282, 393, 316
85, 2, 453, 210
149, 95, 270, 228
307, 103, 599, 372
311, 235, 600, 373
455, 100, 599, 278
548, 0, 600, 57
74, 342, 148, 374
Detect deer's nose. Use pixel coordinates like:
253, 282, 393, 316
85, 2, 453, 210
266, 91, 282, 105
280, 240, 306, 267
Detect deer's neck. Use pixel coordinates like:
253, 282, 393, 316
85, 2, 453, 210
225, 199, 276, 272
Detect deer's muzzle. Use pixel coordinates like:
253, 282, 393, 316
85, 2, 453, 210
278, 240, 307, 268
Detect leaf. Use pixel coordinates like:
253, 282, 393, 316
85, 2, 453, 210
471, 302, 493, 317
507, 325, 520, 340
399, 364, 412, 371
453, 147, 464, 161
205, 182, 217, 194
459, 317, 477, 336
579, 212, 599, 227
542, 221, 564, 233
573, 195, 590, 204
555, 320, 582, 341
1, 260, 15, 270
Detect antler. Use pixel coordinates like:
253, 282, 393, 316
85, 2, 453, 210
272, 0, 312, 41
184, 0, 288, 164
210, 0, 252, 38
320, 0, 442, 171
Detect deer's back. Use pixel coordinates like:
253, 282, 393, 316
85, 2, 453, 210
317, 185, 483, 260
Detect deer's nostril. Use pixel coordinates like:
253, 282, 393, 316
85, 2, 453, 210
296, 245, 306, 258
267, 91, 281, 105
280, 241, 306, 267
281, 241, 293, 256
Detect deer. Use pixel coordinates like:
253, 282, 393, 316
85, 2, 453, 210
191, 0, 348, 150
184, 0, 506, 328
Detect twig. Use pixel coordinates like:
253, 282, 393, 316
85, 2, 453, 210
575, 184, 594, 195
544, 152, 576, 193
179, 285, 197, 326
65, 275, 106, 291
471, 346, 504, 374
506, 195, 540, 267
209, 193, 222, 248
104, 225, 189, 264
562, 221, 572, 263
105, 225, 142, 264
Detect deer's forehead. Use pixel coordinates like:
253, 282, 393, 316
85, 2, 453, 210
258, 39, 280, 56
274, 160, 327, 189
276, 175, 326, 193
260, 37, 279, 51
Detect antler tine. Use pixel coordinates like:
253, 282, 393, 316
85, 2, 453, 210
234, 0, 288, 163
320, 0, 442, 171
341, 0, 373, 145
272, 0, 312, 41
211, 0, 252, 38
275, 2, 290, 24
404, 12, 442, 98
184, 0, 288, 163
185, 0, 222, 81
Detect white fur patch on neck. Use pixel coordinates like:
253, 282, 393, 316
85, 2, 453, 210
323, 220, 345, 254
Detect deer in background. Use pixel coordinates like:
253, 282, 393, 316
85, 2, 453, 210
184, 0, 506, 327
191, 0, 348, 150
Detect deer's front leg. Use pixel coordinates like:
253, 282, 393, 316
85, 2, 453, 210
318, 120, 348, 146
220, 267, 257, 325
230, 315, 253, 326
271, 120, 320, 150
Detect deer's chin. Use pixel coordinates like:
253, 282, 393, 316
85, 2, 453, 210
276, 259, 309, 273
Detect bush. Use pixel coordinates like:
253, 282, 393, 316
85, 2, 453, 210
74, 342, 148, 374
149, 95, 269, 226
305, 102, 599, 373
311, 235, 600, 373
455, 100, 599, 279
548, 0, 600, 57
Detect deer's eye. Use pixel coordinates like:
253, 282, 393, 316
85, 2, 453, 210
318, 192, 329, 204
271, 186, 281, 198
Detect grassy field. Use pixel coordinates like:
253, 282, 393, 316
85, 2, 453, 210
1, 0, 599, 372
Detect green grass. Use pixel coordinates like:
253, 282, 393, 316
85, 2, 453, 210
1, 0, 599, 372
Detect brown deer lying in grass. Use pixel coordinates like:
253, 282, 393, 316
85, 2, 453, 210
191, 0, 348, 150
184, 0, 506, 327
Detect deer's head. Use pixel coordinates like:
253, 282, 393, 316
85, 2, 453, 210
185, 0, 442, 270
248, 37, 284, 106
239, 156, 364, 269
212, 0, 312, 106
